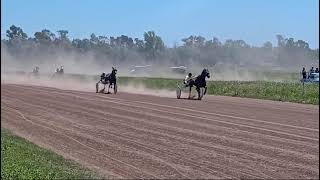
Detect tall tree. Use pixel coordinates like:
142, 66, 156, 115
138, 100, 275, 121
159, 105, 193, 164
276, 34, 285, 47
34, 29, 55, 44
263, 41, 273, 49
144, 31, 164, 59
57, 30, 69, 41
6, 25, 28, 40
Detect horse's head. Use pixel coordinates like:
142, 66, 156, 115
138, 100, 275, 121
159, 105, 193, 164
201, 68, 210, 78
111, 67, 117, 75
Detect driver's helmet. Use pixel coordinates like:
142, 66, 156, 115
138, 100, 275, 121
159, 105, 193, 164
188, 73, 192, 77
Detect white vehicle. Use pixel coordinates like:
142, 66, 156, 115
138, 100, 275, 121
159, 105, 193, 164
129, 65, 152, 74
170, 66, 187, 74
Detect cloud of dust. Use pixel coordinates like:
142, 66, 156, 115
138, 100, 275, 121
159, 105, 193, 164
1, 42, 181, 97
120, 83, 176, 98
1, 73, 179, 98
1, 38, 315, 88
1, 73, 94, 92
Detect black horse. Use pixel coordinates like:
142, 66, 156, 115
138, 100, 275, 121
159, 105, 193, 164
96, 67, 118, 94
191, 68, 210, 100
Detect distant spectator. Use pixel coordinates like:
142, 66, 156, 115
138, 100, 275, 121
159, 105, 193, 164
316, 67, 319, 73
310, 67, 315, 73
302, 67, 307, 80
308, 67, 314, 79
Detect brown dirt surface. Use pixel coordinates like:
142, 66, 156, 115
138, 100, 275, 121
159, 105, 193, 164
1, 83, 319, 179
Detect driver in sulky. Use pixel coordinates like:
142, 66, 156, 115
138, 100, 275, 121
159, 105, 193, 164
184, 72, 195, 87
184, 72, 195, 99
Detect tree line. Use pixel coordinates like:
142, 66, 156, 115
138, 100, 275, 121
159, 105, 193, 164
2, 25, 318, 70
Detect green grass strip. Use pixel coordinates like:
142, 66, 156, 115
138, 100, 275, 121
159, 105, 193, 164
1, 128, 101, 180
116, 77, 318, 105
29, 73, 320, 105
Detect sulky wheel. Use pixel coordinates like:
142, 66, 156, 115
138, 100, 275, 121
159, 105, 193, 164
176, 86, 181, 99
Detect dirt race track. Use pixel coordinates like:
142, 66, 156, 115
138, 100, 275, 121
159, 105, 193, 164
1, 84, 319, 179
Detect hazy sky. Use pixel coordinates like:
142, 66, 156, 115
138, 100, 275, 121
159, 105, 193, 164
1, 0, 319, 48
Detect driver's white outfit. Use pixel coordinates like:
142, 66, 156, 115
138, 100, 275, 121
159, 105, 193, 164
184, 75, 194, 87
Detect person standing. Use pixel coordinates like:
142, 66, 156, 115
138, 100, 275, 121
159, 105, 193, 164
302, 67, 307, 80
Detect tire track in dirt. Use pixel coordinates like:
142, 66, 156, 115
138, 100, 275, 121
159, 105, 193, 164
1, 100, 318, 179
0, 102, 282, 179
8, 83, 319, 133
2, 104, 159, 179
1, 85, 318, 165
2, 85, 318, 141
1, 86, 318, 157
2, 89, 318, 164
3, 86, 318, 149
1, 84, 319, 179
2, 101, 231, 179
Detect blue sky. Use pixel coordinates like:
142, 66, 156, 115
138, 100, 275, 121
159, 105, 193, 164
1, 0, 319, 48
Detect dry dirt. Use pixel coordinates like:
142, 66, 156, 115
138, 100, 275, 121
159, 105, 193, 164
1, 83, 319, 179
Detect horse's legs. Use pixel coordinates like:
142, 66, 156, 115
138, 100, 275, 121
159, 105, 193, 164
196, 87, 201, 100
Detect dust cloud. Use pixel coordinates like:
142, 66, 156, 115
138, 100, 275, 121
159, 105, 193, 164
1, 72, 179, 98
1, 38, 315, 97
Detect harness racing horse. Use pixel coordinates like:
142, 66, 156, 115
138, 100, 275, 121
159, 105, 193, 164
192, 68, 210, 100
96, 67, 118, 94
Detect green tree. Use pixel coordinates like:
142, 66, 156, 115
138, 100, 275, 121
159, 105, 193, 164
295, 40, 309, 49
34, 29, 55, 44
182, 35, 205, 47
56, 30, 71, 49
263, 41, 273, 49
6, 25, 28, 40
90, 33, 99, 44
143, 31, 164, 59
276, 34, 285, 47
57, 30, 69, 41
